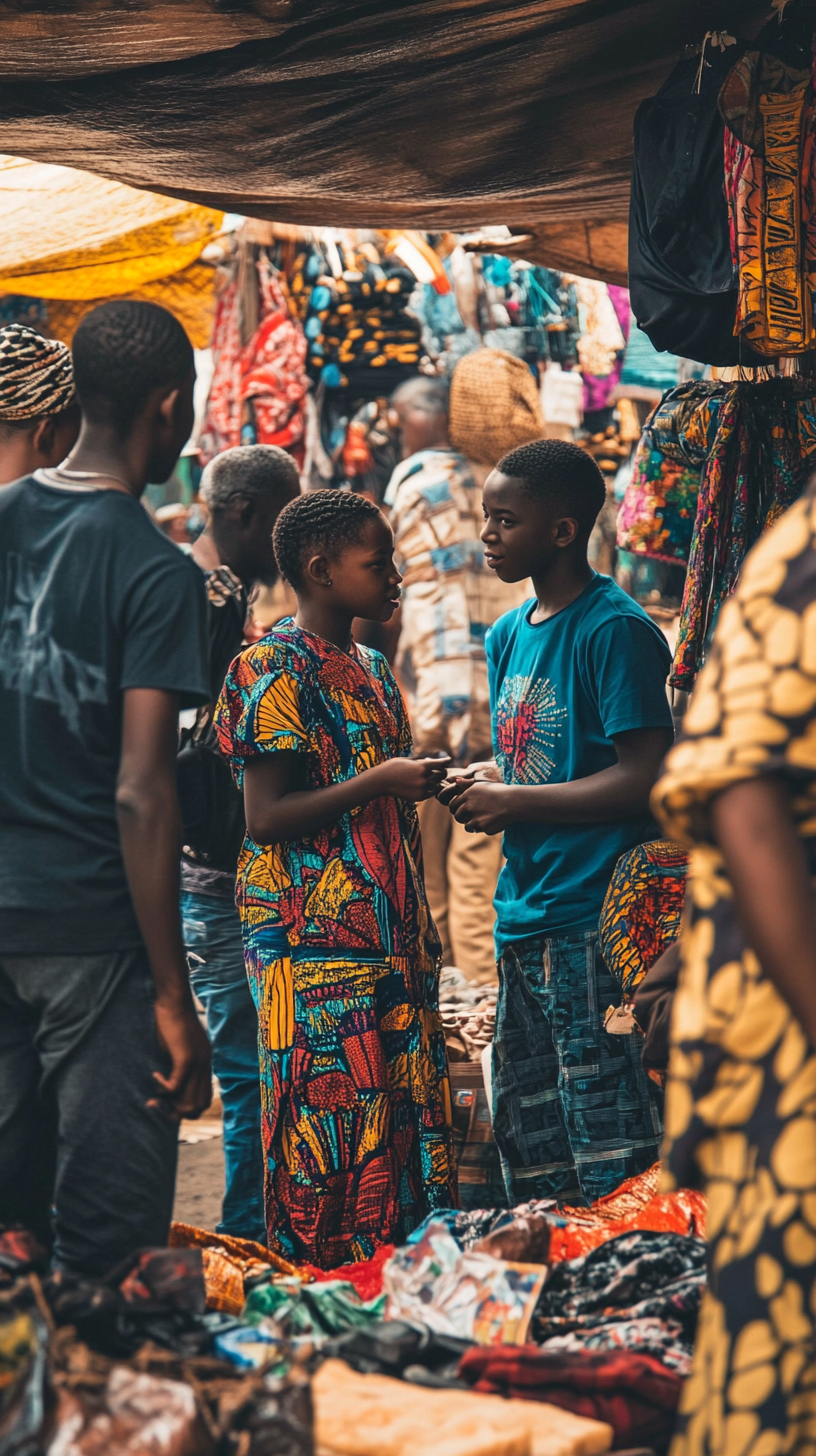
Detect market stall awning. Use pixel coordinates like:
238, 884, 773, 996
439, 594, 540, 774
0, 154, 223, 345
0, 0, 768, 287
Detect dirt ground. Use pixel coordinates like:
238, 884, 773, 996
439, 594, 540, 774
173, 1131, 225, 1231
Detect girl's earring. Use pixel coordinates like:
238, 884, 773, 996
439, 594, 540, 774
325, 578, 333, 587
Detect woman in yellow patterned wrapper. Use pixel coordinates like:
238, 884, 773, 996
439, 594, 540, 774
653, 478, 816, 1456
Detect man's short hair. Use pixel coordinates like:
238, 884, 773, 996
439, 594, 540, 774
498, 438, 606, 536
200, 445, 300, 513
391, 376, 450, 415
72, 301, 193, 436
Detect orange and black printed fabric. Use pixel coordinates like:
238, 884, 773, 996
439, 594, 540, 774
653, 491, 816, 1456
214, 619, 457, 1268
599, 840, 688, 997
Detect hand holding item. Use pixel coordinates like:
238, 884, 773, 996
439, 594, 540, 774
437, 757, 502, 806
448, 780, 516, 835
370, 754, 453, 802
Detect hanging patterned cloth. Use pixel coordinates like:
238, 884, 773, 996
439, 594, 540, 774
719, 49, 814, 355
199, 254, 308, 465
671, 379, 816, 690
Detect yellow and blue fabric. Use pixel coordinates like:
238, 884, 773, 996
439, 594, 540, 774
655, 492, 816, 1456
214, 619, 457, 1268
599, 840, 688, 997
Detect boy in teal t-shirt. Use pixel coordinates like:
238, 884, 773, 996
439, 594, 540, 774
442, 438, 673, 1204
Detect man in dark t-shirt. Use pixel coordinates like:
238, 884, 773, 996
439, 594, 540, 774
0, 300, 211, 1276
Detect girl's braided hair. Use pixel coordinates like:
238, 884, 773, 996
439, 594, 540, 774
272, 488, 382, 586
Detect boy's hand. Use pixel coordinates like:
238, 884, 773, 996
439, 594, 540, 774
448, 781, 517, 834
371, 756, 452, 802
437, 758, 501, 806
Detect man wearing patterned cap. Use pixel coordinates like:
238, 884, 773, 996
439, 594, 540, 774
0, 323, 79, 485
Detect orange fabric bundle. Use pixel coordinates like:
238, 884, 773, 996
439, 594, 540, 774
169, 1222, 305, 1314
546, 1167, 706, 1263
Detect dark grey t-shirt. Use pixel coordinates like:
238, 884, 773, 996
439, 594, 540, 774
0, 473, 210, 954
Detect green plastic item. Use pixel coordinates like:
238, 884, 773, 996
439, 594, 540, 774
244, 1276, 385, 1340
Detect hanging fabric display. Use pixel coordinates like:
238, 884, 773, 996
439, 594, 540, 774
670, 377, 816, 690
199, 253, 308, 465
720, 48, 814, 356
617, 383, 726, 565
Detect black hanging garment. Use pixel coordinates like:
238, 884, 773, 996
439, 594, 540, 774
629, 42, 765, 366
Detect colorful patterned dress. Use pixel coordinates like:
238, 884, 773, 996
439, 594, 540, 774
214, 619, 457, 1267
654, 493, 816, 1456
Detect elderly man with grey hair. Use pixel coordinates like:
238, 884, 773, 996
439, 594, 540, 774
181, 444, 299, 1241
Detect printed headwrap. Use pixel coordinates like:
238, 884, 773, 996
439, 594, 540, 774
0, 323, 75, 422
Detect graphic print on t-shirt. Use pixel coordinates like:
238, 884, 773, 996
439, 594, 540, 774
495, 673, 567, 784
0, 552, 106, 735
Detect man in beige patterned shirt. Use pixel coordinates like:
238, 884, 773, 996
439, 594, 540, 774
385, 354, 543, 982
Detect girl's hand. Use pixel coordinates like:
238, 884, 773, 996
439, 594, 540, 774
369, 756, 452, 801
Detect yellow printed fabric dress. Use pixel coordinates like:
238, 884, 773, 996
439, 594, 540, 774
654, 493, 816, 1456
214, 619, 456, 1268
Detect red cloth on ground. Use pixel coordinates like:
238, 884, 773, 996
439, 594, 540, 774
302, 1243, 395, 1301
458, 1345, 683, 1450
544, 1165, 706, 1262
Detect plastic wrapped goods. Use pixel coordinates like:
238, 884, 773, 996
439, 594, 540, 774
383, 1219, 546, 1347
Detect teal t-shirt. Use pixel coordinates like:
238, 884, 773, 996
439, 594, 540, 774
486, 574, 673, 951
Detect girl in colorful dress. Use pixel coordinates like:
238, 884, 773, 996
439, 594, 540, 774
215, 489, 457, 1266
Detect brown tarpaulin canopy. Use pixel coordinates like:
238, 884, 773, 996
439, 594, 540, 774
0, 0, 767, 285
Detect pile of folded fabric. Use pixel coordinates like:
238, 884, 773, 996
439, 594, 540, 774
1, 1165, 707, 1455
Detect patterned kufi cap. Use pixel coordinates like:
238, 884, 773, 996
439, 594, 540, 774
0, 323, 75, 422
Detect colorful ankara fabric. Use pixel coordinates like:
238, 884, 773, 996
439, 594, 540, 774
654, 493, 816, 1456
617, 382, 723, 566
385, 448, 528, 764
214, 620, 457, 1267
599, 840, 688, 997
719, 50, 815, 356
0, 323, 74, 420
670, 379, 816, 691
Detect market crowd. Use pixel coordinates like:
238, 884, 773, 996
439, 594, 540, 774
7, 299, 816, 1454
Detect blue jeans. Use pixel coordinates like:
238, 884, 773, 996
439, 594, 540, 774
492, 928, 661, 1206
181, 891, 265, 1243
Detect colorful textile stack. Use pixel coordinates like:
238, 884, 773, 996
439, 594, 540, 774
304, 262, 420, 392
417, 1164, 706, 1265
198, 254, 309, 465
598, 839, 688, 996
531, 1230, 707, 1374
